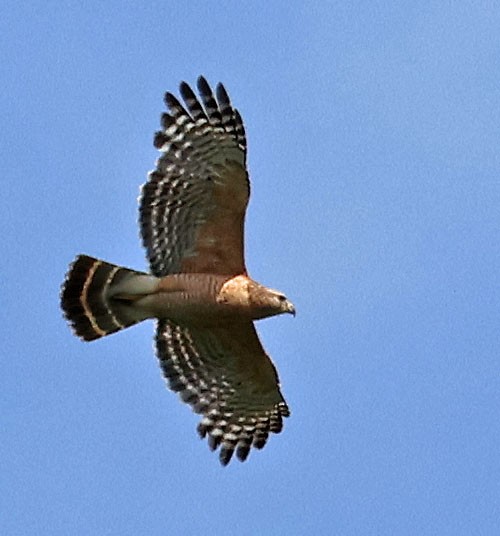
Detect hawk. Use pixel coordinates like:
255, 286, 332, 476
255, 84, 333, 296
61, 77, 294, 465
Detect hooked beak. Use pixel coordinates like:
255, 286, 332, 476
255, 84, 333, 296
285, 300, 296, 317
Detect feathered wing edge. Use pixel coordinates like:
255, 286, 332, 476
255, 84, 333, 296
140, 77, 248, 277
156, 319, 290, 465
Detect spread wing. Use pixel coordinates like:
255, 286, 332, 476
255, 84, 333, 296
156, 319, 290, 465
140, 77, 249, 277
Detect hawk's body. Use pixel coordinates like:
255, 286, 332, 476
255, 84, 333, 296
61, 77, 294, 465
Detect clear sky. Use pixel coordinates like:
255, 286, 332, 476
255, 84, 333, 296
2, 2, 499, 535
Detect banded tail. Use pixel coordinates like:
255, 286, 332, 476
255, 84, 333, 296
61, 255, 157, 341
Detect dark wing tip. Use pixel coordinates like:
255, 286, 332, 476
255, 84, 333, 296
197, 75, 211, 95
235, 439, 252, 462
163, 91, 174, 107
179, 80, 194, 99
219, 446, 235, 466
164, 92, 184, 114
215, 82, 230, 106
208, 433, 222, 451
153, 131, 169, 149
160, 112, 175, 130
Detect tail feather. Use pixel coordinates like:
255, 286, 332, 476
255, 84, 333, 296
61, 255, 153, 341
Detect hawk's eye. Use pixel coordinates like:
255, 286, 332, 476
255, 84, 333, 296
278, 295, 287, 302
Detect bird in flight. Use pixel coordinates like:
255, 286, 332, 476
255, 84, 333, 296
61, 77, 294, 465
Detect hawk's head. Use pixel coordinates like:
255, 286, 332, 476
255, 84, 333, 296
217, 275, 295, 320
250, 284, 295, 319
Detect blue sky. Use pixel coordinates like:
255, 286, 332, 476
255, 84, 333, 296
2, 2, 499, 534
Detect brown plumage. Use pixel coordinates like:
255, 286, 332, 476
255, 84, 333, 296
61, 77, 294, 465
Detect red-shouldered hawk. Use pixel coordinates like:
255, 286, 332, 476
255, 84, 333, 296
61, 77, 294, 465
